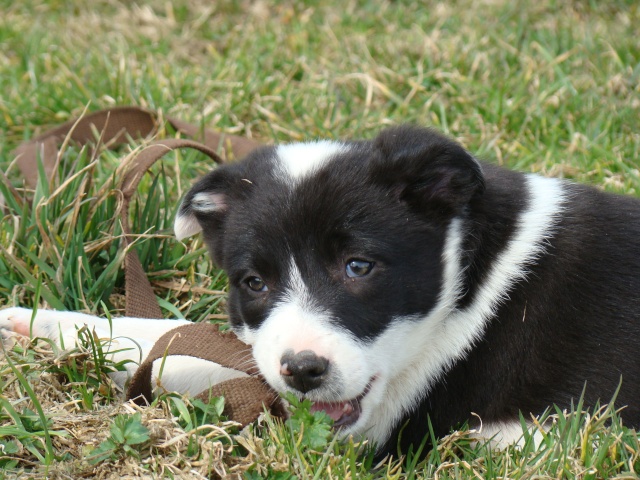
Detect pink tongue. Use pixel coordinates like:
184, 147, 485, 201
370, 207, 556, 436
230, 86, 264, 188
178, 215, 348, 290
311, 401, 350, 421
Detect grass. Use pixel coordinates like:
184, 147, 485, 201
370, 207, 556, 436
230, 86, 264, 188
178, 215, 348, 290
0, 0, 639, 477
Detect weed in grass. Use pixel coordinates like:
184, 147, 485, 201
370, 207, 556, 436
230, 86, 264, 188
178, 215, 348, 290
159, 392, 231, 458
88, 412, 150, 464
0, 438, 21, 470
284, 393, 333, 451
144, 394, 240, 477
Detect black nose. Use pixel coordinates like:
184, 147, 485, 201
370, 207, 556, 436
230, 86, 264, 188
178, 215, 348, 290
280, 350, 330, 393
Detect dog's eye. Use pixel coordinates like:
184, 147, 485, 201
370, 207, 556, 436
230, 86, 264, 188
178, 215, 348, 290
246, 276, 268, 292
346, 259, 374, 278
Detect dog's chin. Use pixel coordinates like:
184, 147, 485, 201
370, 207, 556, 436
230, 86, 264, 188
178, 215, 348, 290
308, 376, 378, 430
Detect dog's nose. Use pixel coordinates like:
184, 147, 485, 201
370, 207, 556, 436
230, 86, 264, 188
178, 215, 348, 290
280, 350, 329, 393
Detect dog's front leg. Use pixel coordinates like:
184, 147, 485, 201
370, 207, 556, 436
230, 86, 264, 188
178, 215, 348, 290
0, 307, 190, 389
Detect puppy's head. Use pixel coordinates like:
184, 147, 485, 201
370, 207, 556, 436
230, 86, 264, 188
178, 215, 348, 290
174, 126, 484, 440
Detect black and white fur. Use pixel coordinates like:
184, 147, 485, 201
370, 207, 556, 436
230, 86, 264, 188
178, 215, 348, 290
2, 126, 639, 456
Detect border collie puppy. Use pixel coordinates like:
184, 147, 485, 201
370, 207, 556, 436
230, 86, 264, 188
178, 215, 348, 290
2, 126, 639, 456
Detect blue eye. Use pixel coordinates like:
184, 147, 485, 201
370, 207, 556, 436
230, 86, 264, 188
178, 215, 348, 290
246, 276, 268, 292
346, 259, 374, 278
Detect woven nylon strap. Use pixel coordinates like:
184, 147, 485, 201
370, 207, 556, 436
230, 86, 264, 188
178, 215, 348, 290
10, 106, 262, 318
126, 323, 286, 424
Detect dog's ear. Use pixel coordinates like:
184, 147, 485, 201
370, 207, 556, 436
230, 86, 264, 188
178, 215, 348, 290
174, 163, 249, 263
372, 125, 485, 217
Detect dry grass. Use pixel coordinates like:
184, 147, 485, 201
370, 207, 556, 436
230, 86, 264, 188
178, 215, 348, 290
1, 335, 254, 479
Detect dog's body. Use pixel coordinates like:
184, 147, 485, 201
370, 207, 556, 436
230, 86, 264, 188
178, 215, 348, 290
2, 126, 640, 456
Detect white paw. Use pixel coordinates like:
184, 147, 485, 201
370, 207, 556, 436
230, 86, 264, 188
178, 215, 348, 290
0, 307, 72, 341
0, 307, 36, 337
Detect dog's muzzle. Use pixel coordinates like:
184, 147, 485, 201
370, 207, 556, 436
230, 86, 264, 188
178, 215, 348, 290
279, 349, 376, 429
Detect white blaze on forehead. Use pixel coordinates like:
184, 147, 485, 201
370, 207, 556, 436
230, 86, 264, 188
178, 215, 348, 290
284, 257, 315, 310
276, 141, 347, 181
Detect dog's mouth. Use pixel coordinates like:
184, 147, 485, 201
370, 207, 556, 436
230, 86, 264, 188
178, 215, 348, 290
309, 377, 375, 428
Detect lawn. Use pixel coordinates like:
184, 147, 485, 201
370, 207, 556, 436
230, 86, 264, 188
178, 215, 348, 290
0, 0, 639, 478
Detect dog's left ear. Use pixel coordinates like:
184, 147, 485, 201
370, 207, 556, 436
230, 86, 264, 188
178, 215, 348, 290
175, 170, 230, 241
174, 162, 251, 263
372, 126, 485, 217
174, 187, 226, 241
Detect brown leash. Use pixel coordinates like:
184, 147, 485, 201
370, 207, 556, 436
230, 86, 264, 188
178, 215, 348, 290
126, 323, 286, 424
10, 106, 263, 318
